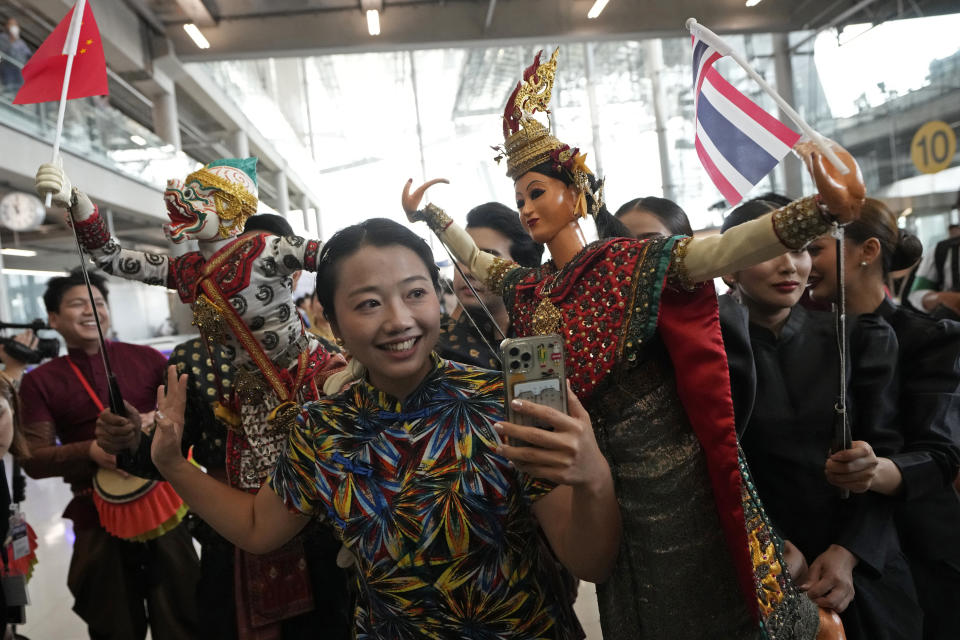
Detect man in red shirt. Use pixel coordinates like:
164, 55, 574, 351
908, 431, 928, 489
19, 269, 200, 640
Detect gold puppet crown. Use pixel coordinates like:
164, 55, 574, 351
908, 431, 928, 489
496, 48, 601, 217
185, 167, 258, 237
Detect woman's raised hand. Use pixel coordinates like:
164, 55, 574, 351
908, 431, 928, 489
150, 365, 188, 471
401, 178, 449, 223
795, 139, 865, 225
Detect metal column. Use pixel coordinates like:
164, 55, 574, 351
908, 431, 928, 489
774, 33, 804, 198
301, 194, 312, 234
275, 169, 290, 216
644, 39, 675, 202
583, 43, 604, 175
152, 90, 182, 152
230, 130, 250, 158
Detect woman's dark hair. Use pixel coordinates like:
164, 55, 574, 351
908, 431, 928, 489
614, 197, 694, 236
524, 161, 631, 240
466, 202, 544, 267
43, 268, 108, 314
720, 193, 793, 233
244, 213, 295, 237
315, 218, 441, 324
845, 198, 923, 273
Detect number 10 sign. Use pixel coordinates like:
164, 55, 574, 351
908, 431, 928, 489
911, 120, 956, 175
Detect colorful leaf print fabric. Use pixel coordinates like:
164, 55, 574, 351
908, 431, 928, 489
268, 356, 580, 639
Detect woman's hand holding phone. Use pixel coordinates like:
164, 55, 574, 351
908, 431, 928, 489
494, 380, 610, 491
500, 379, 622, 584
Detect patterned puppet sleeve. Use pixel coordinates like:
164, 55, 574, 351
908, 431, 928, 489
265, 234, 323, 275
419, 203, 523, 298
74, 206, 172, 287
770, 195, 834, 250
674, 196, 833, 287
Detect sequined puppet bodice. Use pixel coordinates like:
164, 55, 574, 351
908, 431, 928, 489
497, 235, 675, 402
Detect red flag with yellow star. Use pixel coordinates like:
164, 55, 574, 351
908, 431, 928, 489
13, 1, 108, 105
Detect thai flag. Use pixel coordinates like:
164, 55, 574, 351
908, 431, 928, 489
692, 33, 801, 205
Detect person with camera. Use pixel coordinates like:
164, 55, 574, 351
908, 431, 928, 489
0, 331, 37, 387
17, 269, 202, 640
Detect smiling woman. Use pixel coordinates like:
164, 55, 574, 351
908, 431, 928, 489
312, 219, 442, 400
136, 217, 623, 639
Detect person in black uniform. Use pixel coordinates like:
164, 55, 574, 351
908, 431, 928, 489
806, 197, 960, 640
719, 196, 923, 640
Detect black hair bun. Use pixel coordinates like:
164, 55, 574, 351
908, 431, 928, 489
891, 231, 923, 271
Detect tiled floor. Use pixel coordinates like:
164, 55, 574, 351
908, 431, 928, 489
17, 472, 603, 639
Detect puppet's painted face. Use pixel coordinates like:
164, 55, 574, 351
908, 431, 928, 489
163, 177, 221, 244
514, 170, 579, 245
162, 165, 257, 244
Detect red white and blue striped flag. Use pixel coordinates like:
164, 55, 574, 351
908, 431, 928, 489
691, 28, 801, 205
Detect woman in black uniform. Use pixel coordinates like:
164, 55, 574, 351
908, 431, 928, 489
719, 196, 923, 640
806, 197, 960, 640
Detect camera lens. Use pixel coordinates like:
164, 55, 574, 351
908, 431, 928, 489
510, 360, 521, 370
509, 347, 520, 356
521, 352, 531, 361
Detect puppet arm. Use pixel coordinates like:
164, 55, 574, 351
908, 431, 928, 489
36, 163, 172, 287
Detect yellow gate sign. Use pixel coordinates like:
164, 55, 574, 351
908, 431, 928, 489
911, 120, 956, 174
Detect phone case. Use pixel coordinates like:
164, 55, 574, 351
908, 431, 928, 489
501, 335, 567, 433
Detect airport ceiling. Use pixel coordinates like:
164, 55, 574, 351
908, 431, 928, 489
144, 0, 960, 61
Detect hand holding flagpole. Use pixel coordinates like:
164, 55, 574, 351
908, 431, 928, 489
45, 0, 88, 207
686, 18, 849, 176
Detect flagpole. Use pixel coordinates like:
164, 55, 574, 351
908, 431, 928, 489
44, 0, 87, 207
686, 18, 849, 176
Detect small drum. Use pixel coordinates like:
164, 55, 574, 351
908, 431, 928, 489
92, 469, 188, 542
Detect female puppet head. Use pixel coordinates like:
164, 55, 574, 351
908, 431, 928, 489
496, 49, 628, 244
163, 158, 259, 244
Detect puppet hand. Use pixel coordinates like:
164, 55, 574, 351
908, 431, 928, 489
36, 163, 96, 221
401, 178, 450, 222
36, 162, 72, 208
795, 140, 865, 225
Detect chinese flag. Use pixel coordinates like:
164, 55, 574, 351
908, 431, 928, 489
13, 1, 108, 105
